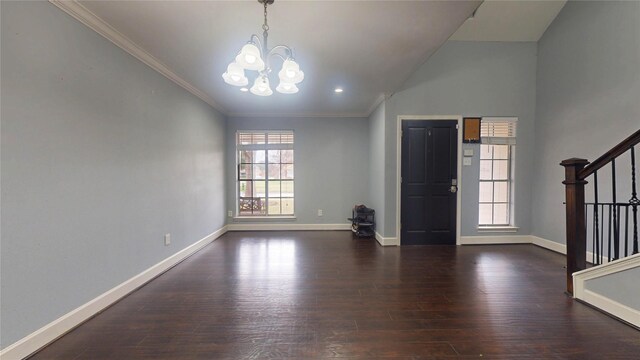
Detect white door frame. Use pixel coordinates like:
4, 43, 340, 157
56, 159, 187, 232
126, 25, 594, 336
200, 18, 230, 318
396, 115, 463, 246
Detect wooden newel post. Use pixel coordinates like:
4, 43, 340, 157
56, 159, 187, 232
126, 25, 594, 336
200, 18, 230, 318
560, 158, 589, 295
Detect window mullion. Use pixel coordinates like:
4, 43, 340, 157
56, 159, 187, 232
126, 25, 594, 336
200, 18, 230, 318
491, 180, 496, 225
492, 146, 496, 227
265, 161, 269, 216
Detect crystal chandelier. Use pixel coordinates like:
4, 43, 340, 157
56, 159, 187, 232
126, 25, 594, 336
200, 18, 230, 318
222, 0, 304, 96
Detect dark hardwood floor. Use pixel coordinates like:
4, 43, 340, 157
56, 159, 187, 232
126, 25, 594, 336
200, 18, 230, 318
30, 231, 639, 359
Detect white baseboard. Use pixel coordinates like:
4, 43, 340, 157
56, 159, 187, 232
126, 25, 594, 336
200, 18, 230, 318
460, 235, 532, 245
0, 226, 228, 360
226, 223, 351, 231
375, 232, 399, 246
573, 253, 640, 328
392, 234, 606, 264
530, 235, 566, 254
531, 235, 606, 264
578, 290, 640, 328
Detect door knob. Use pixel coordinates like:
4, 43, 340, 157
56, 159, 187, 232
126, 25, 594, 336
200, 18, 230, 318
450, 179, 458, 193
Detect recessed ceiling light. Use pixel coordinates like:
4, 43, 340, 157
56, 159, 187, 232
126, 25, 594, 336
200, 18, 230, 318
334, 87, 343, 93
240, 87, 249, 92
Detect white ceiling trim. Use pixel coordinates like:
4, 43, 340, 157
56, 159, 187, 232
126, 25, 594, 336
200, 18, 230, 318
228, 112, 369, 119
228, 94, 387, 118
223, 95, 385, 118
365, 94, 388, 118
48, 0, 227, 114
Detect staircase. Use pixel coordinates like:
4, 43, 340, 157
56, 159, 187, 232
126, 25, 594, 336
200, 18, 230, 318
561, 129, 640, 327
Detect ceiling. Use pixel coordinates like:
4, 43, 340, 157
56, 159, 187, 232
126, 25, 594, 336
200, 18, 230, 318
58, 1, 565, 118
450, 0, 566, 41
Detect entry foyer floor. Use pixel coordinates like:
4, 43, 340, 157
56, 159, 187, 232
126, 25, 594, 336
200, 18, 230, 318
31, 231, 639, 359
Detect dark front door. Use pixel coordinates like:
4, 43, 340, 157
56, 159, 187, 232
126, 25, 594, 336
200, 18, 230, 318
401, 120, 458, 245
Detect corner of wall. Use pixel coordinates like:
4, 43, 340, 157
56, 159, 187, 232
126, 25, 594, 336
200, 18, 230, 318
375, 231, 399, 246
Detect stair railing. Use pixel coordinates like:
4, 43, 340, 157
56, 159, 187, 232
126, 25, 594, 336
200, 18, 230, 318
561, 129, 640, 294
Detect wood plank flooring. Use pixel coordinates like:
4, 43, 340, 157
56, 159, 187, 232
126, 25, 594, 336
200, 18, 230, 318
30, 231, 639, 359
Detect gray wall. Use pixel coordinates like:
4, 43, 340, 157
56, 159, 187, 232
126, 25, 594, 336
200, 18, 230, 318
1, 1, 227, 348
226, 117, 369, 225
368, 102, 386, 236
585, 267, 640, 310
383, 41, 538, 238
532, 1, 640, 244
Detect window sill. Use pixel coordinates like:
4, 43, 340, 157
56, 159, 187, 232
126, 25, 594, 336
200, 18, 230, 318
233, 216, 296, 221
477, 226, 519, 233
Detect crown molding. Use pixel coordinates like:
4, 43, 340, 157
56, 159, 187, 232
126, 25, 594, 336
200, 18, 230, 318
364, 94, 388, 117
48, 0, 227, 114
228, 112, 370, 119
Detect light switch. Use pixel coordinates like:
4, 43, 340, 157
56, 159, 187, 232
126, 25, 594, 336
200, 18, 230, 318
464, 149, 474, 157
463, 158, 472, 166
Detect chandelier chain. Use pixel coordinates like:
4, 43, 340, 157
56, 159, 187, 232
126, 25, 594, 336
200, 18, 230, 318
262, 2, 269, 33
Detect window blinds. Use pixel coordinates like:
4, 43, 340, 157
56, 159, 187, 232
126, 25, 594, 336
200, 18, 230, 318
236, 131, 294, 150
481, 117, 517, 145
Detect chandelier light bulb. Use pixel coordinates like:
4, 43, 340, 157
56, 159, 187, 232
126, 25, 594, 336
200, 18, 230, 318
278, 59, 304, 84
235, 43, 265, 71
245, 54, 257, 64
222, 62, 248, 86
250, 75, 273, 96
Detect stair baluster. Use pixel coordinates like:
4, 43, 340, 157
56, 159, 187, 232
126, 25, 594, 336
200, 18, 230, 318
561, 129, 640, 294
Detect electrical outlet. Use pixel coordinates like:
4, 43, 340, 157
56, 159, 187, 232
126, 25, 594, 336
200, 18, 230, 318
228, 211, 233, 217
318, 209, 323, 216
164, 233, 171, 246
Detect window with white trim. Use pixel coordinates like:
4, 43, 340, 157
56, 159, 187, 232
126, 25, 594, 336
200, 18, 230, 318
478, 118, 516, 226
237, 131, 294, 216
